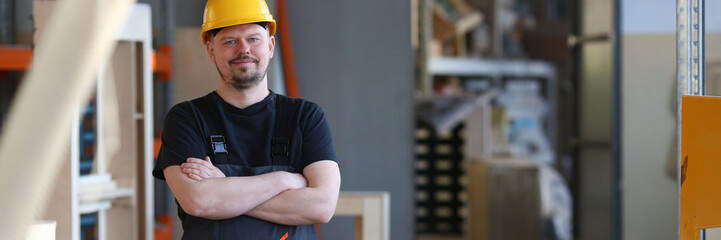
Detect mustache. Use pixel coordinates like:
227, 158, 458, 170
229, 55, 259, 63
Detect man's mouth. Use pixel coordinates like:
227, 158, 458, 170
230, 55, 258, 65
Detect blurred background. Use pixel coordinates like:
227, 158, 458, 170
2, 0, 721, 239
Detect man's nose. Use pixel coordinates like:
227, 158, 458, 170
238, 41, 251, 54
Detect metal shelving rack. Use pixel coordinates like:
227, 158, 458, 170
415, 0, 560, 237
427, 57, 558, 147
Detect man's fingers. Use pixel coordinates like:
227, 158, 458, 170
181, 166, 196, 174
182, 162, 209, 171
183, 167, 206, 180
187, 173, 203, 181
184, 156, 225, 179
180, 163, 200, 171
181, 165, 207, 177
202, 156, 215, 167
186, 158, 206, 164
181, 158, 220, 180
187, 156, 213, 167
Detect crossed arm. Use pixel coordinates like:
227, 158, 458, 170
164, 157, 340, 225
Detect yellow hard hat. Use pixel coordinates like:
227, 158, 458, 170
201, 0, 277, 43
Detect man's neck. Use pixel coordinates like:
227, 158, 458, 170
216, 79, 270, 109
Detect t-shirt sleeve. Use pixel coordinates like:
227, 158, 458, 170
152, 103, 208, 180
299, 102, 338, 170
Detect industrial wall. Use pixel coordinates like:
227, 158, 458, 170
621, 33, 679, 240
285, 1, 415, 239
621, 0, 721, 239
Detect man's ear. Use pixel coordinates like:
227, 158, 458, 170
206, 39, 215, 62
268, 36, 275, 59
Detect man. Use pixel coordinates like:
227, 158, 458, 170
152, 0, 341, 239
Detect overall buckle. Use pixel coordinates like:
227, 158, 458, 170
210, 135, 227, 154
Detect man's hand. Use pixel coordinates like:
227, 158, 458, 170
181, 156, 226, 180
180, 157, 308, 190
283, 171, 309, 190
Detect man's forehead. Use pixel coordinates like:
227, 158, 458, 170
216, 24, 268, 37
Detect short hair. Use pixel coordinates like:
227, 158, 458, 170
209, 22, 269, 38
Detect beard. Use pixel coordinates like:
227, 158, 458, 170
216, 55, 267, 90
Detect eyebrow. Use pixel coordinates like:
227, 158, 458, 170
219, 33, 263, 41
246, 33, 263, 38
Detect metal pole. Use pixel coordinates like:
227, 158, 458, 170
677, 0, 704, 96
697, 0, 705, 95
678, 0, 690, 95
677, 0, 704, 239
612, 0, 623, 238
677, 1, 687, 239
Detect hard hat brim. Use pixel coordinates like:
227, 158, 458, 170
201, 18, 276, 44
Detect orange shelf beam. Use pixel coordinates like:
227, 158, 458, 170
0, 46, 33, 71
152, 44, 172, 81
2, 45, 172, 82
277, 0, 300, 98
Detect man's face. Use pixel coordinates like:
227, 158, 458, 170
206, 24, 275, 90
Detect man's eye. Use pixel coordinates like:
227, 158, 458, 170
225, 40, 236, 44
249, 38, 258, 42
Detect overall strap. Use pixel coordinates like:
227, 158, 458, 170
271, 96, 291, 166
190, 96, 228, 164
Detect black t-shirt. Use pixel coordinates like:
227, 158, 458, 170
153, 91, 337, 240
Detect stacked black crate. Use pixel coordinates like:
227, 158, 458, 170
415, 122, 468, 234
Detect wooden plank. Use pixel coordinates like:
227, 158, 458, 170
26, 221, 56, 240
334, 192, 390, 240
79, 202, 112, 215
124, 6, 155, 236
467, 161, 489, 240
361, 196, 386, 240
135, 40, 149, 240
464, 108, 485, 161
354, 216, 363, 240
78, 187, 133, 204
335, 197, 365, 215
105, 41, 138, 240
33, 6, 79, 240
487, 161, 539, 240
173, 27, 218, 103
466, 159, 540, 240
39, 148, 76, 240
